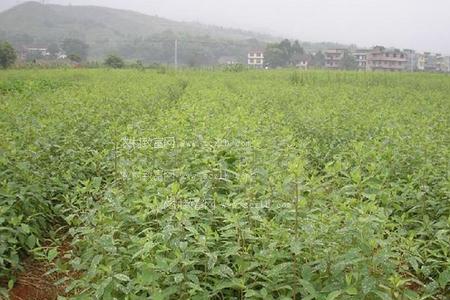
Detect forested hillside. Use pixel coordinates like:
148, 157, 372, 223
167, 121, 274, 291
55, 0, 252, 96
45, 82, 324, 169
0, 1, 272, 63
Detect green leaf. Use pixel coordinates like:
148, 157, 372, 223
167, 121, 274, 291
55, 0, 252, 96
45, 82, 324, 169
87, 254, 103, 278
114, 274, 130, 282
26, 234, 36, 248
326, 290, 342, 300
95, 277, 112, 299
8, 279, 15, 289
298, 279, 318, 297
174, 273, 184, 283
207, 253, 218, 271
92, 177, 102, 190
47, 248, 58, 261
301, 265, 313, 281
139, 268, 157, 285
20, 223, 30, 234
438, 268, 450, 288
345, 287, 358, 295
213, 279, 245, 292
374, 291, 391, 300
214, 264, 234, 278
290, 240, 303, 255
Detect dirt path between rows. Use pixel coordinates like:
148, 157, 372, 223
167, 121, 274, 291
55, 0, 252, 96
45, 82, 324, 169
7, 242, 78, 300
9, 258, 61, 300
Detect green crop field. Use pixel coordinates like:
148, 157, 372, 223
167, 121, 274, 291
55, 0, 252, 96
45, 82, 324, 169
0, 69, 449, 299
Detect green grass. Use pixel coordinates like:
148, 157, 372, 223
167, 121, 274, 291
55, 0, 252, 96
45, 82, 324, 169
0, 69, 449, 299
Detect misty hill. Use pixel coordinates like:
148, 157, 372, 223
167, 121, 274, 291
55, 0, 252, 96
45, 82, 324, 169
0, 1, 275, 63
0, 2, 350, 65
0, 1, 277, 42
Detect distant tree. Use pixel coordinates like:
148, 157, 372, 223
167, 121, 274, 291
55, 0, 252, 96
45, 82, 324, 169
340, 51, 357, 70
114, 32, 266, 66
265, 39, 306, 67
7, 33, 34, 49
278, 39, 294, 65
135, 60, 144, 70
67, 54, 82, 63
25, 51, 44, 62
264, 44, 286, 68
187, 54, 202, 67
279, 39, 292, 59
61, 38, 89, 60
291, 40, 305, 65
291, 40, 304, 55
0, 41, 17, 69
105, 55, 125, 68
311, 51, 326, 68
47, 43, 60, 58
186, 48, 214, 67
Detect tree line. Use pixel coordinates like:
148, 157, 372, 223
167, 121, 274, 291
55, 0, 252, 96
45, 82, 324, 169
0, 37, 358, 69
264, 39, 357, 69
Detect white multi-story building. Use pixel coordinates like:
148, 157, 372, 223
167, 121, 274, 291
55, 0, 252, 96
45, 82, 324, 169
296, 61, 308, 70
352, 49, 369, 71
443, 56, 450, 73
403, 49, 416, 72
416, 54, 426, 71
248, 50, 264, 68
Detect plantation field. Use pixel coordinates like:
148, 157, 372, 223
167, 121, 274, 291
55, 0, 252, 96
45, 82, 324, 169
0, 69, 449, 299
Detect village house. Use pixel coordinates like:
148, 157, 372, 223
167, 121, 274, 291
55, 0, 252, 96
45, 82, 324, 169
352, 49, 369, 71
296, 60, 308, 70
366, 46, 407, 71
403, 49, 417, 72
247, 50, 264, 68
433, 54, 449, 73
322, 46, 448, 73
26, 47, 50, 56
421, 52, 450, 72
423, 52, 438, 71
442, 56, 450, 73
218, 56, 239, 65
416, 54, 426, 71
20, 47, 50, 60
324, 49, 346, 69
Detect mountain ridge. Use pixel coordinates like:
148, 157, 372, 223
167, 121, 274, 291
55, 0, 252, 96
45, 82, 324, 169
0, 1, 349, 64
0, 1, 276, 43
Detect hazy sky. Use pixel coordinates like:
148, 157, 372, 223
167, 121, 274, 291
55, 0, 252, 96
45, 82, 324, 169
1, 0, 449, 54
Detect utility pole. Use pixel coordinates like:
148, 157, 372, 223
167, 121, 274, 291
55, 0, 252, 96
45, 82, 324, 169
174, 39, 178, 70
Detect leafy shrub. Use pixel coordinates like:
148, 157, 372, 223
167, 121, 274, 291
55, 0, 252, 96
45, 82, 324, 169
0, 79, 26, 94
157, 65, 168, 74
0, 69, 449, 299
105, 55, 125, 69
289, 71, 304, 85
224, 64, 245, 72
0, 41, 17, 69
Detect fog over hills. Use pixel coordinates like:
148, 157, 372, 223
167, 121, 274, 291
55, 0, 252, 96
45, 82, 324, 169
1, 0, 449, 54
0, 1, 276, 42
0, 2, 274, 62
0, 1, 348, 63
